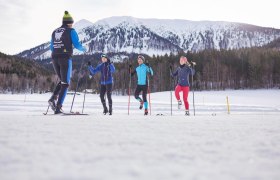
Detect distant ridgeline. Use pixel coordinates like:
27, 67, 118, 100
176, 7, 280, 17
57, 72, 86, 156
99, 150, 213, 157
0, 52, 56, 93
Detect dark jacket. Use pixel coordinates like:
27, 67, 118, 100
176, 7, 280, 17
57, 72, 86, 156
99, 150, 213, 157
171, 64, 195, 87
50, 25, 85, 58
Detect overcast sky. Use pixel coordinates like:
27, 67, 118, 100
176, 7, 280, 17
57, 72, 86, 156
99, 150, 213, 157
0, 0, 278, 55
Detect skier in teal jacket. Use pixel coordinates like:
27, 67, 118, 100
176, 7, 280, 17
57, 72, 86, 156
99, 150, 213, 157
130, 55, 154, 115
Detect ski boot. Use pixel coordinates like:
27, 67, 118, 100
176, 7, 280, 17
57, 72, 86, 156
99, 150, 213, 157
103, 107, 108, 115
139, 100, 144, 110
54, 104, 63, 114
48, 95, 57, 112
185, 110, 190, 116
178, 100, 182, 109
102, 102, 108, 115
144, 109, 148, 115
109, 105, 112, 115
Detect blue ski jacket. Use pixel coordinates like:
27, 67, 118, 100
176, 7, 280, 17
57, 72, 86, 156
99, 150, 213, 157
88, 62, 116, 85
131, 64, 154, 85
171, 64, 195, 87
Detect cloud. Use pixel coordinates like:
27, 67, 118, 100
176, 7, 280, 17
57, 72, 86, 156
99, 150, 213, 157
0, 0, 279, 54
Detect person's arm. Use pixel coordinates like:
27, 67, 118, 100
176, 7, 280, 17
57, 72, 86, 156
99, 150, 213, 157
190, 62, 196, 76
171, 68, 178, 77
190, 67, 195, 76
110, 63, 116, 73
147, 66, 154, 76
145, 63, 153, 76
88, 64, 102, 75
71, 29, 86, 52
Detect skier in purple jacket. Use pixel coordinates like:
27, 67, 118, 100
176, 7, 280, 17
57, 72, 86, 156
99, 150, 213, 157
171, 56, 195, 115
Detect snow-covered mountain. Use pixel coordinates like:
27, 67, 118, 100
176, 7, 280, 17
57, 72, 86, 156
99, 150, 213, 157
73, 19, 94, 31
18, 16, 280, 60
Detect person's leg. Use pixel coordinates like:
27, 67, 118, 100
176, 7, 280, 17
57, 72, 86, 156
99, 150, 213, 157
52, 81, 62, 98
174, 85, 182, 101
100, 85, 108, 114
49, 59, 62, 111
134, 85, 142, 102
134, 85, 144, 109
175, 85, 183, 108
134, 85, 141, 101
56, 58, 72, 113
142, 85, 149, 115
182, 86, 190, 110
106, 84, 113, 114
142, 85, 148, 109
182, 86, 190, 116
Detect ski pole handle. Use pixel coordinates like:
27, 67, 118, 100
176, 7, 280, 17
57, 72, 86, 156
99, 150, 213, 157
191, 61, 196, 66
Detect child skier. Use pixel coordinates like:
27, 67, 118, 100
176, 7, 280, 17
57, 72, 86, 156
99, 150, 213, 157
88, 54, 115, 115
48, 11, 86, 114
130, 55, 154, 115
170, 56, 195, 116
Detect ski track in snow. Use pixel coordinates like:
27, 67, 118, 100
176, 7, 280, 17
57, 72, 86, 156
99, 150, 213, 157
0, 90, 280, 180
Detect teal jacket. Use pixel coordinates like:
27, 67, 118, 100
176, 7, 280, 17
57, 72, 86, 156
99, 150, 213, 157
131, 64, 154, 85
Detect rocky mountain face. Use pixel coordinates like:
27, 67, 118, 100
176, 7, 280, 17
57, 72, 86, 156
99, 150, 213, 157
18, 16, 280, 60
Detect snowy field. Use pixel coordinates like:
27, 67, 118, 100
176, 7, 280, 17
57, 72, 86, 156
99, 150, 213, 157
0, 89, 280, 180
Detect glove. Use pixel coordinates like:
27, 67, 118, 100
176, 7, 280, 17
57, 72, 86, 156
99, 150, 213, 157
169, 65, 173, 70
89, 74, 92, 79
107, 58, 111, 64
191, 61, 196, 66
87, 61, 91, 66
145, 62, 150, 67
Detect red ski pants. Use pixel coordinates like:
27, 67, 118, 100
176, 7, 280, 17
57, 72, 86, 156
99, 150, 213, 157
175, 85, 190, 110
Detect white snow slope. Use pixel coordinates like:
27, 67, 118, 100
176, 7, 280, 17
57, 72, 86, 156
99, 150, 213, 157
0, 90, 280, 180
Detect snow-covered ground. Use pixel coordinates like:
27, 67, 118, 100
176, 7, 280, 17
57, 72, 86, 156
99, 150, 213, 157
0, 90, 280, 180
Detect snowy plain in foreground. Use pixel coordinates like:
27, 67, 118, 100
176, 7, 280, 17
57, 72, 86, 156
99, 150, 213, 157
0, 89, 279, 180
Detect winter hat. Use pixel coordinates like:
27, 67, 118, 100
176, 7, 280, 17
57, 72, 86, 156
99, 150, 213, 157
63, 11, 74, 24
101, 54, 108, 59
138, 55, 145, 62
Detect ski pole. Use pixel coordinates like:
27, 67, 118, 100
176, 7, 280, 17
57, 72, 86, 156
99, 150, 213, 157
191, 61, 196, 116
169, 64, 173, 116
148, 74, 151, 116
43, 105, 50, 115
43, 77, 59, 115
70, 55, 86, 113
82, 72, 88, 114
128, 64, 132, 115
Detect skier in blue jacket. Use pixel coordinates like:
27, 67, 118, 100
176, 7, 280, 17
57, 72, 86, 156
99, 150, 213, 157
130, 55, 154, 115
48, 11, 86, 114
88, 54, 116, 115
